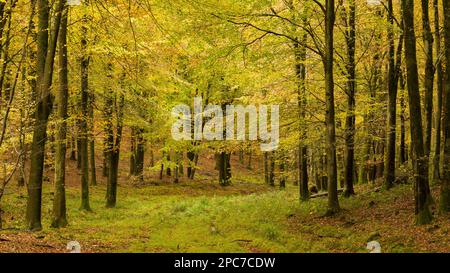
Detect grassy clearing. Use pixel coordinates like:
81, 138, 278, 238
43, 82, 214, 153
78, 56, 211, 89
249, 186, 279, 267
1, 177, 449, 253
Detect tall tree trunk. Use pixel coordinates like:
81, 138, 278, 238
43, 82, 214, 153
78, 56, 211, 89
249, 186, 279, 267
279, 158, 286, 189
166, 153, 171, 177
134, 128, 144, 181
150, 148, 154, 167
89, 91, 96, 186
268, 152, 275, 187
76, 137, 81, 169
343, 0, 356, 197
399, 71, 407, 164
129, 128, 136, 176
440, 0, 450, 212
218, 151, 231, 186
103, 64, 114, 180
51, 5, 68, 228
79, 7, 91, 211
264, 152, 269, 184
18, 66, 27, 187
402, 0, 432, 224
26, 0, 64, 231
70, 135, 76, 160
432, 0, 444, 182
89, 136, 96, 185
385, 0, 403, 189
324, 0, 340, 215
0, 2, 13, 100
294, 11, 309, 200
422, 0, 435, 157
106, 94, 124, 208
187, 150, 195, 178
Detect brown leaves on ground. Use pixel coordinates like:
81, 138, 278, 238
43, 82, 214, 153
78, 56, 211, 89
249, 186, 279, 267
0, 232, 113, 253
287, 185, 450, 253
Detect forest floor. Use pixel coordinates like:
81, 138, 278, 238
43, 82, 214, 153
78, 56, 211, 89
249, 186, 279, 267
1, 153, 450, 253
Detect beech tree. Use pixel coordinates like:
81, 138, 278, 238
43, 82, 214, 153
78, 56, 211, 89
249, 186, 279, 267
26, 0, 65, 231
51, 3, 68, 228
401, 0, 432, 224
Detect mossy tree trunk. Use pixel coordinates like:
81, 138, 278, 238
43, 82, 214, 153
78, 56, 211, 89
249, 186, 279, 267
343, 0, 356, 197
432, 0, 444, 183
421, 0, 435, 158
384, 0, 403, 190
440, 0, 450, 212
26, 0, 64, 231
79, 5, 91, 211
402, 0, 432, 224
51, 4, 68, 228
324, 0, 340, 215
88, 86, 96, 186
106, 93, 124, 208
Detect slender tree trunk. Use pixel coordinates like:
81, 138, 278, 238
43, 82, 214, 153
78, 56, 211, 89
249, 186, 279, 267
107, 150, 119, 207
432, 0, 444, 182
293, 14, 309, 200
79, 10, 91, 211
399, 71, 407, 164
279, 159, 286, 189
103, 64, 114, 179
190, 153, 199, 179
76, 137, 81, 170
440, 0, 450, 212
166, 153, 171, 177
134, 128, 144, 181
70, 135, 76, 160
106, 94, 124, 208
324, 0, 340, 215
343, 0, 356, 197
264, 152, 269, 184
402, 0, 432, 224
187, 150, 195, 178
218, 151, 231, 186
129, 128, 136, 176
51, 6, 68, 227
422, 0, 435, 157
159, 159, 164, 180
26, 0, 64, 231
17, 66, 27, 187
178, 152, 183, 175
268, 152, 275, 187
88, 80, 96, 185
173, 152, 179, 184
150, 148, 154, 167
89, 137, 96, 185
0, 3, 13, 100
385, 0, 403, 189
